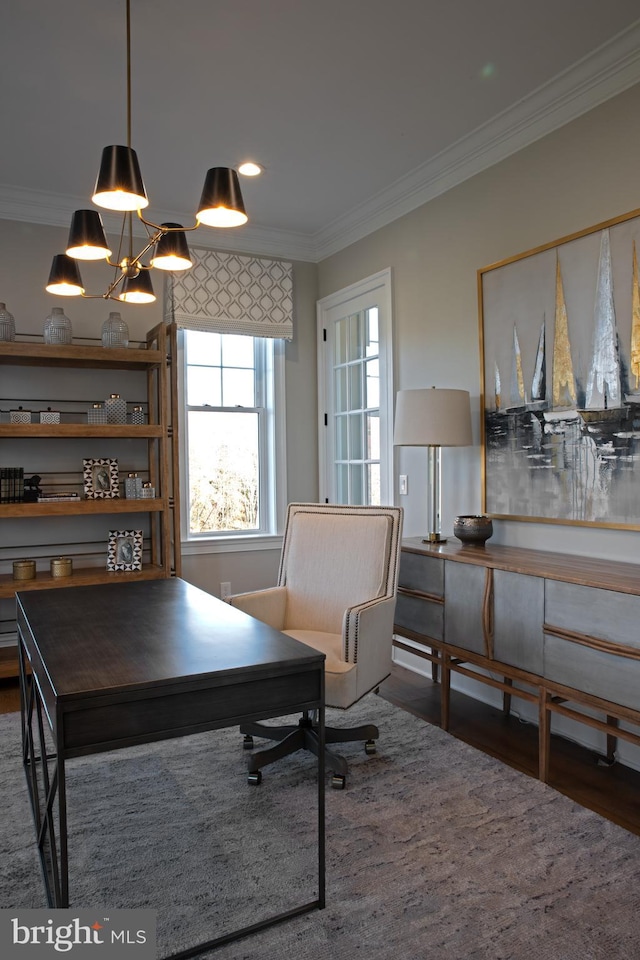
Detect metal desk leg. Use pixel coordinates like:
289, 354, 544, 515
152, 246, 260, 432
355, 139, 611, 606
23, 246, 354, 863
18, 633, 68, 908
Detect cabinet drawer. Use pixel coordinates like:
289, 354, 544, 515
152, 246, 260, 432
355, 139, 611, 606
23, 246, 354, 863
544, 633, 640, 711
395, 592, 443, 642
493, 570, 544, 674
545, 580, 640, 649
544, 580, 640, 710
398, 550, 443, 596
443, 561, 485, 655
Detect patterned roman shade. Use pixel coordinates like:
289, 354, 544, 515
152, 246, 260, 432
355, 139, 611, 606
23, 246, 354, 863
164, 247, 293, 340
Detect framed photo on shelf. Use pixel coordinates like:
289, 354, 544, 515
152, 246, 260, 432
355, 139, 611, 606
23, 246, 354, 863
107, 529, 143, 572
479, 207, 640, 530
83, 458, 119, 499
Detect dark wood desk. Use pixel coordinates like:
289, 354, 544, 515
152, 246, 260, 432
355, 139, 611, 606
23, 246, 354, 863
17, 578, 326, 957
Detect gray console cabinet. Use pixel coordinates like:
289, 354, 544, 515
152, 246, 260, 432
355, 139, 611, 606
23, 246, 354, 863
394, 539, 640, 782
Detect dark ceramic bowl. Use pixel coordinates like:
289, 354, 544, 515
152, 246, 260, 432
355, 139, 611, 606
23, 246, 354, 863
453, 515, 493, 545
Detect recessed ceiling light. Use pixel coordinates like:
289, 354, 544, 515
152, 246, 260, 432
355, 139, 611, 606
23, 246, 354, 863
238, 162, 263, 177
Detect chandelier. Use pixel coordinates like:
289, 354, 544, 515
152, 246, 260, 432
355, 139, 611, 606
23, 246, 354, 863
46, 0, 251, 305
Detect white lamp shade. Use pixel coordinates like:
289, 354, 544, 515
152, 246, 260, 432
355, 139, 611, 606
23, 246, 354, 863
394, 388, 472, 447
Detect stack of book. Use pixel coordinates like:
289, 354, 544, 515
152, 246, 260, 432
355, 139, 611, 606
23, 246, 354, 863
37, 491, 81, 503
0, 467, 24, 502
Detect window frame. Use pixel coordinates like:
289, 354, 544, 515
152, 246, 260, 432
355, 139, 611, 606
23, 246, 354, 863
177, 328, 287, 554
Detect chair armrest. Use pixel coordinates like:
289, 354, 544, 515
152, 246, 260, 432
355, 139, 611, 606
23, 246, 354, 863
229, 586, 288, 630
342, 595, 397, 692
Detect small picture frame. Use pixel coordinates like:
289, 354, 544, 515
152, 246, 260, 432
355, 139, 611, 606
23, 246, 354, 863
107, 529, 143, 572
83, 458, 119, 499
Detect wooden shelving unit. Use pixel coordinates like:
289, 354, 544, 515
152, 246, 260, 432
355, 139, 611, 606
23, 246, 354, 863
0, 322, 180, 674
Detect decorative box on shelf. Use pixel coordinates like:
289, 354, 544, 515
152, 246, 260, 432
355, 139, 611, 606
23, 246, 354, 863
10, 407, 31, 424
131, 405, 145, 425
13, 559, 36, 581
124, 473, 143, 499
140, 482, 155, 499
50, 556, 73, 578
105, 393, 127, 424
39, 407, 61, 424
87, 402, 108, 425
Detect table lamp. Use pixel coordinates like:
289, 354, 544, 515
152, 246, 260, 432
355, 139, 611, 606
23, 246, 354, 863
394, 387, 472, 542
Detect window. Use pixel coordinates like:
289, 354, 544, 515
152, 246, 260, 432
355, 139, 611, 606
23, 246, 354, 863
180, 329, 285, 542
317, 269, 393, 505
332, 307, 381, 504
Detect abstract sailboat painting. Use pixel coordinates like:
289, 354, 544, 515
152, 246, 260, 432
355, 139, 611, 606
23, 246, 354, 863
584, 229, 621, 412
479, 209, 640, 529
507, 326, 527, 410
530, 323, 545, 405
544, 257, 579, 422
627, 240, 640, 400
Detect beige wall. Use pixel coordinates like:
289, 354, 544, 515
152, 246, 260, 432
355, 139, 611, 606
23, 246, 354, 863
318, 82, 640, 562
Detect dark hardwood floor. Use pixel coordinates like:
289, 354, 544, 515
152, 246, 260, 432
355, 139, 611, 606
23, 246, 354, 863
3, 663, 639, 834
378, 663, 640, 837
0, 676, 20, 714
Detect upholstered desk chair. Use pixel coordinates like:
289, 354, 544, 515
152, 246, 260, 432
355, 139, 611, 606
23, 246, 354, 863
230, 502, 403, 788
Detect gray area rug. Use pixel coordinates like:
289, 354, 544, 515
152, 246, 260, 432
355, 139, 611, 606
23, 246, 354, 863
1, 694, 640, 960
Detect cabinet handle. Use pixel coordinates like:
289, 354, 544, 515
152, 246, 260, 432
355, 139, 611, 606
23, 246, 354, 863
544, 623, 640, 661
482, 567, 494, 658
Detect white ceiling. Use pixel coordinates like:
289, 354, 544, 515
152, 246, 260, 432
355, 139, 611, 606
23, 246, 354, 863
2, 0, 640, 261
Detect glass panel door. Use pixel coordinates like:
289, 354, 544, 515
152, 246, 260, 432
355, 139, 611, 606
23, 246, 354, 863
318, 269, 393, 505
330, 308, 381, 504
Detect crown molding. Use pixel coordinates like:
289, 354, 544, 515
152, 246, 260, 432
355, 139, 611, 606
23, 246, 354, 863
2, 19, 640, 265
312, 19, 640, 261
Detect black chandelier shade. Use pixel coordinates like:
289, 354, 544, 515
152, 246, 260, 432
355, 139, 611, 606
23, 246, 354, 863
46, 254, 85, 297
150, 223, 193, 271
197, 167, 247, 227
93, 145, 149, 211
66, 209, 112, 260
119, 268, 155, 303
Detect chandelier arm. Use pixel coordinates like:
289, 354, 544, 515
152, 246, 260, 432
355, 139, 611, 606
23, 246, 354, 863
128, 211, 134, 262
136, 210, 200, 234
78, 292, 127, 302
104, 271, 127, 300
128, 232, 165, 270
113, 215, 128, 281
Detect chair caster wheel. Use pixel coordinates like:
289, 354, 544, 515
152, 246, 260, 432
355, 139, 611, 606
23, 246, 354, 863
364, 739, 376, 755
243, 734, 254, 750
248, 770, 262, 785
331, 775, 346, 790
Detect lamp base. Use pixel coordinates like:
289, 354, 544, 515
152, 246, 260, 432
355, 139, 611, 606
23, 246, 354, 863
422, 533, 447, 544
